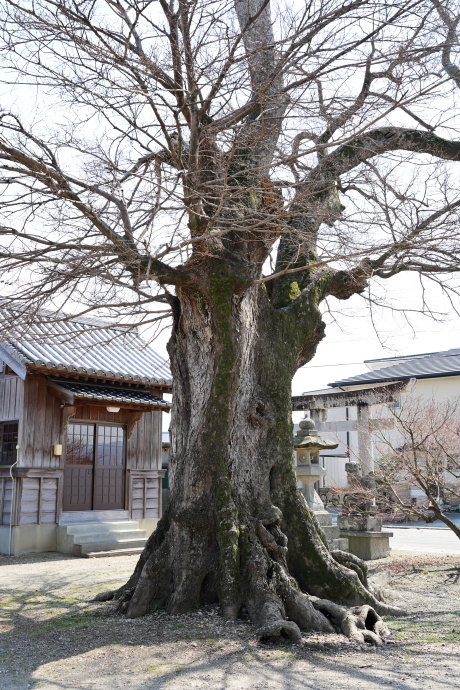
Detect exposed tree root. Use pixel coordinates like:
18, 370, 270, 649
331, 550, 368, 586
243, 517, 396, 645
270, 479, 404, 620
94, 502, 402, 648
312, 600, 392, 646
242, 523, 334, 643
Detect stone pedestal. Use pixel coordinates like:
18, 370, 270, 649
338, 463, 392, 560
338, 514, 392, 560
337, 530, 392, 560
296, 463, 327, 512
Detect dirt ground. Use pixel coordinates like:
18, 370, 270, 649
1, 551, 460, 689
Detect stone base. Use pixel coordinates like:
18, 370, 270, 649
136, 518, 159, 538
314, 510, 333, 526
0, 524, 57, 556
339, 530, 393, 560
314, 511, 350, 552
1, 518, 159, 557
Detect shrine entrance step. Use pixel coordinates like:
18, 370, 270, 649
57, 519, 147, 557
314, 511, 349, 552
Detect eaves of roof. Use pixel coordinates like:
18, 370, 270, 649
334, 370, 460, 387
329, 349, 460, 388
363, 350, 440, 364
49, 380, 171, 411
292, 381, 409, 410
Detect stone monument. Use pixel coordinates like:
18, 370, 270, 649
293, 416, 337, 511
337, 461, 393, 560
294, 416, 349, 551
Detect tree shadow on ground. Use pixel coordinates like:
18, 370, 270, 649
1, 554, 460, 689
0, 551, 79, 568
2, 596, 459, 690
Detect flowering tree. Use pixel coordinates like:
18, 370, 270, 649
375, 395, 460, 537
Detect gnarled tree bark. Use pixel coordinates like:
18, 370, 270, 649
96, 258, 400, 643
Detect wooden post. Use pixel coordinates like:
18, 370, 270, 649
143, 477, 147, 519
0, 477, 5, 525
13, 476, 22, 526
37, 476, 43, 525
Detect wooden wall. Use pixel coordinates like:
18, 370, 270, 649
20, 374, 62, 469
17, 377, 163, 471
1, 373, 163, 527
0, 476, 13, 525
128, 411, 162, 471
129, 472, 161, 519
0, 375, 24, 527
16, 476, 59, 525
0, 375, 24, 421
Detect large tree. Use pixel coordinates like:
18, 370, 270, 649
1, 0, 460, 643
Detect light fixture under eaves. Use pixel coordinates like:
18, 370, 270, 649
107, 406, 121, 413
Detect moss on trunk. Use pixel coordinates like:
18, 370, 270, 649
96, 262, 401, 642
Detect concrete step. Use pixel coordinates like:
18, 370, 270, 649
84, 547, 145, 558
57, 520, 147, 557
73, 529, 146, 544
60, 510, 129, 525
330, 537, 349, 551
73, 538, 147, 557
64, 521, 140, 535
321, 524, 340, 542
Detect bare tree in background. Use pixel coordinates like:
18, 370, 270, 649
1, 0, 460, 643
375, 395, 460, 538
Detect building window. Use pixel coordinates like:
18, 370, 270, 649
0, 421, 19, 466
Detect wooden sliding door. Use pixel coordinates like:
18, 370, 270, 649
63, 422, 126, 511
93, 425, 125, 510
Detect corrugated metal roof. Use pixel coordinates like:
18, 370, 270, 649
330, 348, 460, 387
50, 380, 170, 408
1, 313, 171, 385
364, 350, 439, 364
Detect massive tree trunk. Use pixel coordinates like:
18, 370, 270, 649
97, 258, 400, 643
1, 0, 458, 646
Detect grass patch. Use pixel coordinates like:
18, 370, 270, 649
143, 662, 168, 673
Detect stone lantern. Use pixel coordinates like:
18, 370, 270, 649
293, 416, 338, 512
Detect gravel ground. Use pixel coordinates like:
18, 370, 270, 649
1, 550, 460, 689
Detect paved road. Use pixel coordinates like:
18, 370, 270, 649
385, 526, 460, 553
383, 511, 460, 530
328, 509, 460, 553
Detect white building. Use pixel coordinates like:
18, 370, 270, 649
295, 347, 460, 491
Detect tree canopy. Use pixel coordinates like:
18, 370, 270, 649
0, 0, 459, 327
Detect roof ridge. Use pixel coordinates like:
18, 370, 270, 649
0, 309, 172, 385
330, 347, 460, 388
364, 347, 460, 364
0, 302, 138, 333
